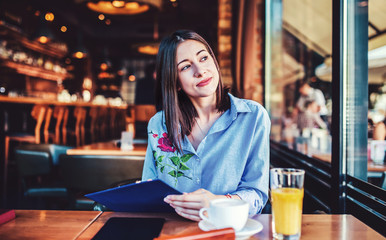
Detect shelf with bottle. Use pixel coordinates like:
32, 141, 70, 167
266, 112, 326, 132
0, 59, 70, 82
0, 20, 68, 58
0, 29, 71, 82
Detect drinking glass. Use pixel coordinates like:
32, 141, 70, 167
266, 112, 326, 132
270, 168, 305, 240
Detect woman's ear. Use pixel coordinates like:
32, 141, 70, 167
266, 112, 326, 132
176, 81, 182, 91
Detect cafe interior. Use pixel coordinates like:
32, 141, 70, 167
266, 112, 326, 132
0, 0, 385, 239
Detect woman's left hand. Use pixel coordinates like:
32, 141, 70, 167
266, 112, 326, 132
164, 188, 221, 221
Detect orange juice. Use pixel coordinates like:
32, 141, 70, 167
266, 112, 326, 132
271, 188, 304, 236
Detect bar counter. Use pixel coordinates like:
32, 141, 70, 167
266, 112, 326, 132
0, 95, 128, 109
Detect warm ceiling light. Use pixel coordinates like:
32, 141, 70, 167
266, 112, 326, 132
137, 43, 159, 55
98, 14, 105, 20
128, 75, 136, 81
105, 19, 111, 25
45, 12, 54, 21
112, 0, 126, 8
74, 51, 85, 59
60, 26, 67, 32
86, 0, 162, 15
125, 2, 140, 9
170, 0, 176, 2
34, 10, 40, 16
38, 36, 49, 44
100, 63, 109, 71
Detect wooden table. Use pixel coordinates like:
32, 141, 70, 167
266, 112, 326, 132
312, 153, 386, 172
312, 153, 386, 188
66, 141, 147, 156
0, 210, 101, 240
0, 210, 383, 239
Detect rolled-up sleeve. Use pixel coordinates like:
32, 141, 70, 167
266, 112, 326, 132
232, 108, 270, 215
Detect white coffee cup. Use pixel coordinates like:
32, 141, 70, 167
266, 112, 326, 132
199, 198, 249, 232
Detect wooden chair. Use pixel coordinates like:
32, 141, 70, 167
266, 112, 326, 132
3, 104, 47, 205
61, 107, 70, 145
97, 107, 109, 141
126, 106, 136, 135
43, 106, 53, 144
62, 107, 86, 146
49, 106, 66, 144
133, 104, 157, 139
89, 107, 99, 143
109, 108, 117, 139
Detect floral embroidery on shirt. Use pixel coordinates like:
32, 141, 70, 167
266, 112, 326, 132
150, 131, 193, 186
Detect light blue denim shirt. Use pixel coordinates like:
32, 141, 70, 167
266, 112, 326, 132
142, 93, 270, 215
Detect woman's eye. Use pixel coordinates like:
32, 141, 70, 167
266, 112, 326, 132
181, 65, 190, 71
200, 56, 208, 62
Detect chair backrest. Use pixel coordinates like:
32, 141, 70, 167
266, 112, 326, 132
43, 106, 53, 143
134, 105, 156, 122
30, 104, 48, 144
15, 149, 51, 177
15, 144, 73, 175
59, 154, 145, 193
53, 106, 66, 144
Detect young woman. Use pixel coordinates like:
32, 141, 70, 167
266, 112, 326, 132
142, 30, 270, 221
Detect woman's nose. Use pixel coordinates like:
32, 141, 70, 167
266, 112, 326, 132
193, 65, 205, 77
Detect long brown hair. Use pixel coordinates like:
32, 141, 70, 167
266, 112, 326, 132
155, 30, 230, 153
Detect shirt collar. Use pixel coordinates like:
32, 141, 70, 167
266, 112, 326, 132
228, 93, 251, 117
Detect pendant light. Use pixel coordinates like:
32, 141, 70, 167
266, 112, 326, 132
84, 0, 162, 15
72, 31, 88, 59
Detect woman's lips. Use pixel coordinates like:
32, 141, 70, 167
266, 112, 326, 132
197, 77, 212, 87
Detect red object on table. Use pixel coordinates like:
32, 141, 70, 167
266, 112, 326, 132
0, 209, 16, 225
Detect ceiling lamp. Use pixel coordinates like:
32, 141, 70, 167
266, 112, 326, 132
72, 31, 88, 59
34, 15, 55, 44
137, 43, 159, 55
86, 0, 162, 15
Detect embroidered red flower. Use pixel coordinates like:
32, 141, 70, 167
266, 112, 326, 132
152, 134, 158, 138
157, 133, 176, 152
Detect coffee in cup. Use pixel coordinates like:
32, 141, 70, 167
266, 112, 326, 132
199, 198, 249, 231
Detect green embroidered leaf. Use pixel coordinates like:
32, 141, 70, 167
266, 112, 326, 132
177, 171, 184, 177
157, 155, 164, 163
183, 175, 192, 180
153, 151, 157, 159
181, 154, 194, 162
179, 162, 190, 170
155, 161, 158, 167
170, 156, 180, 166
160, 166, 165, 173
168, 170, 177, 177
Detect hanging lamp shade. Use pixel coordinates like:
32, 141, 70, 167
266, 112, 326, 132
34, 16, 55, 44
72, 31, 88, 59
86, 0, 162, 15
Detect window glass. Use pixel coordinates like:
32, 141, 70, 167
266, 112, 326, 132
266, 0, 385, 189
364, 0, 386, 188
266, 0, 333, 159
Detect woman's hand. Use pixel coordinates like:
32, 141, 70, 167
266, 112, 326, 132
164, 188, 222, 221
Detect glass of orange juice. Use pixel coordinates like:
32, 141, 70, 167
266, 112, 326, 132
270, 168, 305, 240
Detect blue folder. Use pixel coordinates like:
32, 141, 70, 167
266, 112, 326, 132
85, 180, 181, 212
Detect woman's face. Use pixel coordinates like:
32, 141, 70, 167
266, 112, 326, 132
175, 40, 219, 100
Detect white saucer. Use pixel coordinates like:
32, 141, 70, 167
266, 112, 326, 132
198, 218, 263, 239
